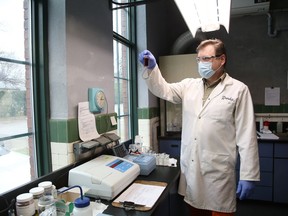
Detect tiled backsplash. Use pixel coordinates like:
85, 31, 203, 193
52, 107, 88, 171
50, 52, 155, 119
138, 107, 160, 152
49, 112, 117, 170
254, 104, 288, 113
138, 107, 159, 119
254, 104, 288, 133
49, 112, 117, 143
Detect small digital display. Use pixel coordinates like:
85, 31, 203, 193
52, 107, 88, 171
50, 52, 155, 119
106, 159, 134, 173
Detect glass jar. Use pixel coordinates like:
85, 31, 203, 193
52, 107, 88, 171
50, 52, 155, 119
29, 187, 44, 214
16, 193, 35, 216
38, 181, 53, 196
38, 181, 57, 199
38, 195, 56, 216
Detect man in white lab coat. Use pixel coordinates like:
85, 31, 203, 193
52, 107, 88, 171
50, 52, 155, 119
139, 39, 260, 216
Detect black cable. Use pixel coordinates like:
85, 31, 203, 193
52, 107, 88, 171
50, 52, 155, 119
0, 196, 15, 215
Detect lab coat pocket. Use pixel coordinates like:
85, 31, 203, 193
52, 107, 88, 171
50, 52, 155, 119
208, 98, 235, 121
200, 150, 230, 180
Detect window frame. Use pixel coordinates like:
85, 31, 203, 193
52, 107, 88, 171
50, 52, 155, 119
30, 0, 51, 175
0, 0, 51, 196
112, 2, 138, 143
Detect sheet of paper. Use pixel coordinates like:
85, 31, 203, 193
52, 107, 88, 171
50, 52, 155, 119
257, 132, 279, 140
110, 116, 117, 126
78, 101, 100, 141
265, 87, 280, 106
114, 183, 165, 208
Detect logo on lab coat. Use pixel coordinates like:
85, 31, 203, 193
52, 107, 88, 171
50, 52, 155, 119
221, 96, 235, 102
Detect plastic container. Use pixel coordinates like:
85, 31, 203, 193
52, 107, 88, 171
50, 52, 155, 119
29, 187, 44, 213
58, 185, 92, 216
16, 193, 35, 216
134, 135, 143, 153
259, 117, 263, 131
277, 122, 283, 133
72, 196, 92, 216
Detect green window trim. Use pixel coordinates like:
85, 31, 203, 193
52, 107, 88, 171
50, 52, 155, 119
31, 0, 51, 176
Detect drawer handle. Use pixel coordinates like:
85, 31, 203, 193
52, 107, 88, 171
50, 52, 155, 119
170, 144, 179, 148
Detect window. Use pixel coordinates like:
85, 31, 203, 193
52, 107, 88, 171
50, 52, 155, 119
0, 0, 49, 194
0, 0, 35, 194
112, 0, 137, 142
113, 41, 131, 141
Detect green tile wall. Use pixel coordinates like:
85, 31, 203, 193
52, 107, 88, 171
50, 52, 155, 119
138, 105, 287, 120
138, 107, 159, 119
50, 112, 117, 143
254, 104, 288, 113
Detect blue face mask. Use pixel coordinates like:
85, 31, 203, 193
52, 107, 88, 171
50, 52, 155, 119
198, 61, 215, 79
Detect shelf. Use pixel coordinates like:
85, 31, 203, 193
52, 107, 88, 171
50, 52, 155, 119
255, 113, 288, 122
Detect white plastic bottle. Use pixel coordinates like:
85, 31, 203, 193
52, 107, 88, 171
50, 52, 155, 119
72, 196, 92, 216
277, 121, 283, 133
259, 117, 263, 132
134, 135, 143, 153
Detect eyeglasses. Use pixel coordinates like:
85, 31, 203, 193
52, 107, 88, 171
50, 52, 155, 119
196, 55, 222, 63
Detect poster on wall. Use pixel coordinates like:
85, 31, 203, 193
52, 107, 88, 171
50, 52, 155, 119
265, 87, 280, 106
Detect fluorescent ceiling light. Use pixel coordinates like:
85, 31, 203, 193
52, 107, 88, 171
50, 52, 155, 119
174, 0, 231, 37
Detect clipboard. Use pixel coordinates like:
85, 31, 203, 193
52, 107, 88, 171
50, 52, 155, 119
112, 180, 167, 211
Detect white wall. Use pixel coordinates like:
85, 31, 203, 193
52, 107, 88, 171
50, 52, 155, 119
49, 0, 114, 119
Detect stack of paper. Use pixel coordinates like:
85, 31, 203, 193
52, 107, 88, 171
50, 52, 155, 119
257, 132, 279, 140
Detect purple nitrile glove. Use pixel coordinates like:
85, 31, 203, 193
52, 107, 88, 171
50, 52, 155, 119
139, 50, 156, 70
236, 180, 256, 200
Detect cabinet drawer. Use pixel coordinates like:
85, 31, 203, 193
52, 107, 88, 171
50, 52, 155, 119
274, 159, 288, 203
236, 170, 272, 187
260, 158, 273, 172
258, 142, 273, 157
159, 139, 181, 157
256, 172, 273, 187
235, 156, 272, 172
250, 186, 272, 201
274, 143, 288, 158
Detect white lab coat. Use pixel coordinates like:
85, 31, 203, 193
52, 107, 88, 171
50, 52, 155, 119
144, 65, 260, 213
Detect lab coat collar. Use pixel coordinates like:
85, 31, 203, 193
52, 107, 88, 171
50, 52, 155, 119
202, 72, 226, 87
221, 73, 233, 86
201, 73, 233, 109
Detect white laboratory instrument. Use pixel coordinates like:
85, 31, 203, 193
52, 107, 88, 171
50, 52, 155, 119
112, 142, 156, 176
124, 154, 156, 176
68, 155, 140, 200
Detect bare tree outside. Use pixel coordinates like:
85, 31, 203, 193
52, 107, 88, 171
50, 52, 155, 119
0, 0, 34, 194
0, 52, 24, 89
0, 53, 26, 118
